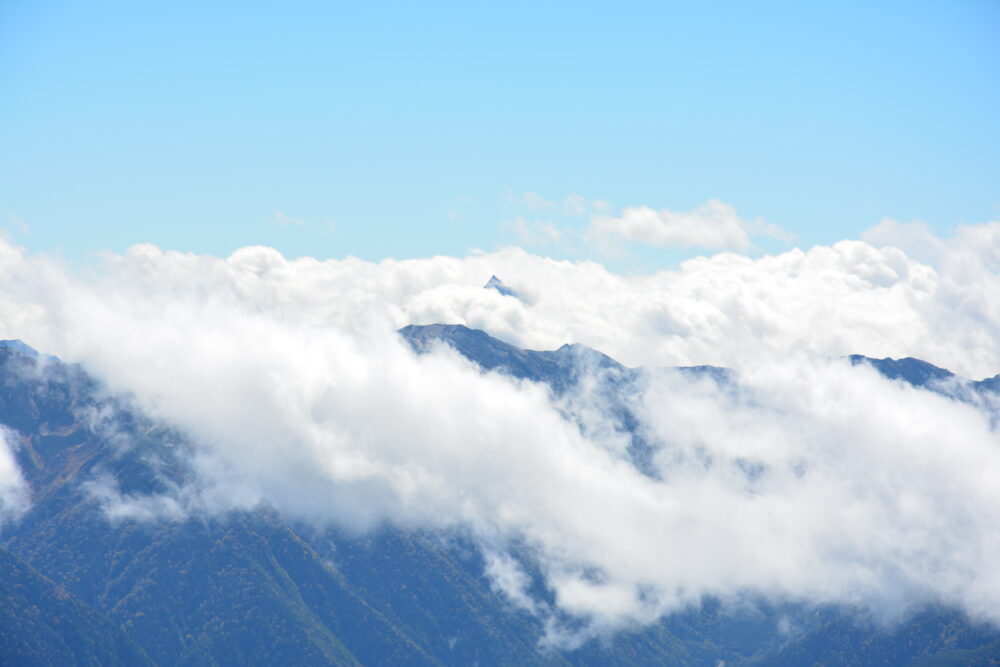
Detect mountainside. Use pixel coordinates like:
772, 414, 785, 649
0, 545, 152, 666
2, 332, 999, 665
0, 338, 741, 665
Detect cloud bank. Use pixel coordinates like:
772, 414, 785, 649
0, 223, 999, 641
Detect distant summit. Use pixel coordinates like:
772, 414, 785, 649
484, 275, 518, 299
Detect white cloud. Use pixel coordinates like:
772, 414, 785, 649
0, 428, 29, 523
864, 218, 1000, 273
589, 198, 790, 252
628, 361, 1000, 625
0, 226, 998, 642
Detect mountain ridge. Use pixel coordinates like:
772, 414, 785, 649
1, 329, 999, 665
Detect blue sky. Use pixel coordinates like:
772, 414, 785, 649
1, 0, 997, 268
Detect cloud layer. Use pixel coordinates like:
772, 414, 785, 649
0, 223, 999, 641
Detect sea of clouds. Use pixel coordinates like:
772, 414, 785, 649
1, 219, 999, 643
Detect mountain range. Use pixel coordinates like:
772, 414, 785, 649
2, 322, 999, 666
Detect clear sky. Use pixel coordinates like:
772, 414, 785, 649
1, 0, 998, 268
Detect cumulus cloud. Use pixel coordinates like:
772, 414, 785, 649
864, 217, 1000, 273
588, 199, 793, 252
0, 227, 998, 642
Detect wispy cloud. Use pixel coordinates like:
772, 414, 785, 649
8, 214, 30, 235
0, 211, 30, 237
501, 217, 565, 247
505, 190, 609, 217
272, 210, 336, 234
273, 210, 308, 227
588, 198, 792, 252
503, 189, 557, 211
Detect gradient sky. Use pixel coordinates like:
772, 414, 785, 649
1, 0, 998, 267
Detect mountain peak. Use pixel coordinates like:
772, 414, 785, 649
483, 275, 518, 299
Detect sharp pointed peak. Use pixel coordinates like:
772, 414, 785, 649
483, 275, 519, 299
